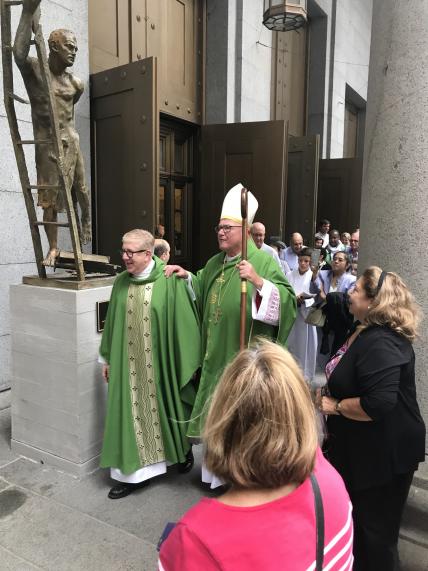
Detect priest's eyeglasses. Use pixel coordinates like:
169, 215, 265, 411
119, 249, 149, 258
214, 225, 241, 234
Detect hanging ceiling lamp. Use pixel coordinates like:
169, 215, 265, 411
263, 0, 307, 32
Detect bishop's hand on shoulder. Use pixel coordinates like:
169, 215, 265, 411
164, 265, 189, 279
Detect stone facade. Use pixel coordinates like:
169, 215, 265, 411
205, 0, 273, 124
205, 0, 373, 160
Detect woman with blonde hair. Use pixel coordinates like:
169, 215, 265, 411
160, 340, 353, 570
319, 267, 426, 571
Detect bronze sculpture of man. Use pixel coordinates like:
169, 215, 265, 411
13, 0, 91, 266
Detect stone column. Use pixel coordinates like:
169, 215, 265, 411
359, 1, 428, 560
360, 0, 428, 458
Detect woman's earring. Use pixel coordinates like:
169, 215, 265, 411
367, 305, 371, 310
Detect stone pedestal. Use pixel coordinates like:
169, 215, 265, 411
10, 281, 114, 476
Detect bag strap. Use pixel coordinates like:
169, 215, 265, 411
310, 473, 325, 571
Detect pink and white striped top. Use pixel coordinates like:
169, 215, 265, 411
159, 448, 353, 570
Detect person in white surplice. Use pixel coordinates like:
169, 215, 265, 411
286, 248, 318, 385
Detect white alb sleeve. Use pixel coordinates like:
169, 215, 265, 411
252, 279, 280, 326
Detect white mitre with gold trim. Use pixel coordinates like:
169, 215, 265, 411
220, 183, 258, 224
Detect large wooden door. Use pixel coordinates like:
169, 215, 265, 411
317, 158, 363, 233
89, 0, 203, 125
284, 134, 320, 245
90, 57, 158, 265
197, 120, 288, 266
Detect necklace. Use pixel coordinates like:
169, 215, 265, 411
210, 256, 239, 324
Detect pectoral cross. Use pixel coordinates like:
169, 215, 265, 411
213, 306, 222, 324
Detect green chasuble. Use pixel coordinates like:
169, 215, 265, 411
99, 257, 201, 475
188, 239, 297, 437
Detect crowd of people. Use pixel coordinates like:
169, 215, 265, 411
250, 218, 359, 384
99, 186, 425, 570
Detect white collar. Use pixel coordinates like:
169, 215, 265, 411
132, 259, 155, 279
225, 253, 241, 262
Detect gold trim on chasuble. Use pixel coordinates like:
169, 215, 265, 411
126, 283, 165, 466
205, 263, 240, 359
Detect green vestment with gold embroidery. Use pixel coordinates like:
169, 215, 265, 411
187, 239, 297, 437
99, 258, 201, 475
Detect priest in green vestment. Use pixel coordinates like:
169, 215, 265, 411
99, 229, 201, 499
165, 184, 297, 486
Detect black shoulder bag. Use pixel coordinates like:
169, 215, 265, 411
310, 473, 325, 571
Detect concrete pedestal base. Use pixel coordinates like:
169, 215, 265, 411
10, 281, 114, 477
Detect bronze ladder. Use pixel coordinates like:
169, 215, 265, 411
0, 0, 85, 280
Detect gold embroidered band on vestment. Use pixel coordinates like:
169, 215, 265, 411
126, 283, 165, 466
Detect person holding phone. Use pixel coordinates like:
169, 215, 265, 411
286, 248, 318, 384
310, 251, 356, 365
310, 251, 356, 301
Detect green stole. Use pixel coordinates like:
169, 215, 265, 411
99, 257, 201, 474
187, 240, 296, 437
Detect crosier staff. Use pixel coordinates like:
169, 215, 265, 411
240, 187, 248, 350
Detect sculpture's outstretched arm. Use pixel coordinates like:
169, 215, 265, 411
13, 0, 42, 69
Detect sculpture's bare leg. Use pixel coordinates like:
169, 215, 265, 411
73, 150, 91, 244
42, 206, 59, 266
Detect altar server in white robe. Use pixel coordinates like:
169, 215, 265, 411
286, 247, 318, 385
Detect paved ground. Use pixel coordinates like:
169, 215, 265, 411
1, 386, 426, 570
0, 370, 325, 571
0, 390, 215, 571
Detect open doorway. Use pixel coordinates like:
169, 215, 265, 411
158, 117, 198, 270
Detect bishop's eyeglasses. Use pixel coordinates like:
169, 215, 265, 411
214, 224, 241, 234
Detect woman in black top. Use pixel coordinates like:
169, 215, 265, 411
317, 267, 425, 571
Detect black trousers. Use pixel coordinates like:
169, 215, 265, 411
349, 472, 414, 571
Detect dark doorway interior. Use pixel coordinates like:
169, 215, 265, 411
317, 158, 362, 234
159, 116, 197, 271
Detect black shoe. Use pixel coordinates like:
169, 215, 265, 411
177, 449, 194, 474
108, 480, 150, 500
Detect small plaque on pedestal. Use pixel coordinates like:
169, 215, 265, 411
96, 301, 110, 332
